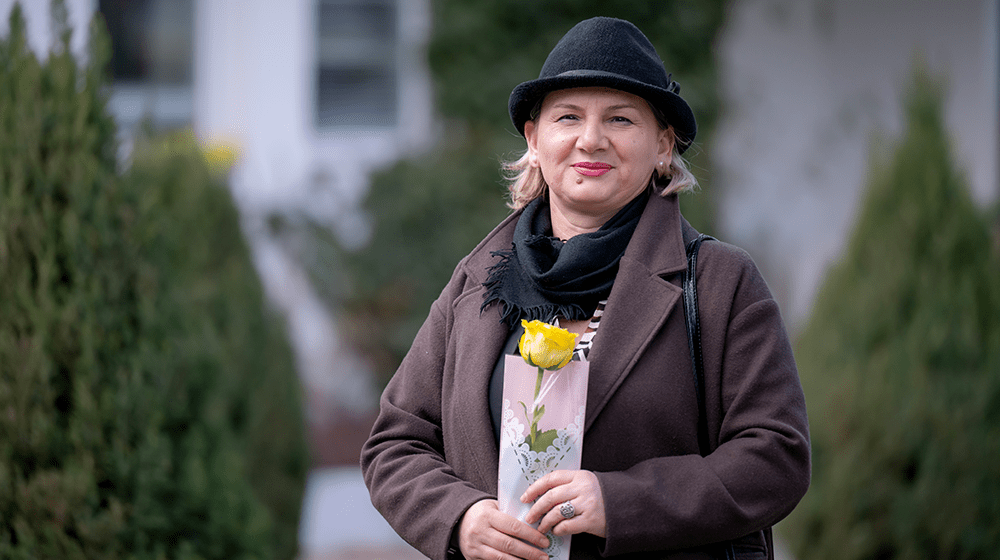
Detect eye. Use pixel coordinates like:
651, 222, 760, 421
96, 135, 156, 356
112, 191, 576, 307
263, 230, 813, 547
556, 113, 579, 122
610, 116, 634, 124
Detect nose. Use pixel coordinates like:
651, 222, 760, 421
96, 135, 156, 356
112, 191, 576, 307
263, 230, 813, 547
576, 119, 608, 153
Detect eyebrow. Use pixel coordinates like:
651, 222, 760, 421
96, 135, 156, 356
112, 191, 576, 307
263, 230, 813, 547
606, 103, 642, 112
548, 102, 643, 112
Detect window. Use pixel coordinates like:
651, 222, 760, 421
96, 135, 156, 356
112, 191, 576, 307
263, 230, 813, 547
99, 0, 194, 130
315, 0, 398, 128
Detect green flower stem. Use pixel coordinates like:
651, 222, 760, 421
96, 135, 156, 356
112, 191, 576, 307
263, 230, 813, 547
530, 367, 544, 448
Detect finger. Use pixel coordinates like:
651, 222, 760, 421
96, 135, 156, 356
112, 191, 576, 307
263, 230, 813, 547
460, 501, 524, 560
534, 472, 606, 537
524, 485, 571, 525
521, 469, 574, 504
478, 530, 550, 560
524, 470, 585, 525
522, 470, 578, 525
488, 509, 551, 551
536, 499, 577, 536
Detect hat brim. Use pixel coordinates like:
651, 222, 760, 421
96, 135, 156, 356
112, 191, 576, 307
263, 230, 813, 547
509, 70, 697, 154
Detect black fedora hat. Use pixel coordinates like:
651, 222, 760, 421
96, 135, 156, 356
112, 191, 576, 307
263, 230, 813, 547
508, 17, 696, 153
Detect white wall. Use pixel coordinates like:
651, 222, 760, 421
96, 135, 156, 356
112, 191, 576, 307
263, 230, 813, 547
716, 0, 999, 328
194, 0, 433, 240
194, 0, 313, 212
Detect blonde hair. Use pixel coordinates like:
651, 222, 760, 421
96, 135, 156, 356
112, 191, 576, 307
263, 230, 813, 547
502, 126, 698, 210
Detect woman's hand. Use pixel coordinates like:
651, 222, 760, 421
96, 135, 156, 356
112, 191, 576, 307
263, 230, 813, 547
458, 499, 550, 560
522, 470, 606, 538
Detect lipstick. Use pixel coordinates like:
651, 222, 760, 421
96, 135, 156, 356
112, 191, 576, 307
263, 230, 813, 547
572, 162, 612, 177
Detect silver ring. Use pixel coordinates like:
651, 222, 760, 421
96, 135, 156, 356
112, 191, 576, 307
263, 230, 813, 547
559, 501, 576, 519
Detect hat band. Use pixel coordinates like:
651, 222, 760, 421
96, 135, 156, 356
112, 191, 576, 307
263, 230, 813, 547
555, 69, 630, 79
551, 69, 678, 94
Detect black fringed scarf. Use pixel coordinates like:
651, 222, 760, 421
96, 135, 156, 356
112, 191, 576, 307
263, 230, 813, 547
481, 189, 649, 328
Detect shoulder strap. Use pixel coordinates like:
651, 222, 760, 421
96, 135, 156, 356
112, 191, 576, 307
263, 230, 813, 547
682, 233, 714, 457
684, 234, 773, 560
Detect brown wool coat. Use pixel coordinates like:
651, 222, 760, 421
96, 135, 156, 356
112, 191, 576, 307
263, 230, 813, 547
361, 193, 811, 560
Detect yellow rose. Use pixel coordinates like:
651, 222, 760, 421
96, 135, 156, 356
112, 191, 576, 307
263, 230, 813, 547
519, 319, 577, 370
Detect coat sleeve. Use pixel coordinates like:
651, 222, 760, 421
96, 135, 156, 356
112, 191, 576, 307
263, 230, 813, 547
360, 265, 493, 560
598, 243, 811, 556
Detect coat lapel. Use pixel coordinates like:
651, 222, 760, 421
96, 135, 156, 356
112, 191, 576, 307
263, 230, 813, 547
583, 193, 689, 433
455, 293, 506, 493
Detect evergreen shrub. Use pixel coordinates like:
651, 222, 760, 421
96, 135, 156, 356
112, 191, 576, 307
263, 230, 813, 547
784, 69, 1000, 560
0, 4, 307, 559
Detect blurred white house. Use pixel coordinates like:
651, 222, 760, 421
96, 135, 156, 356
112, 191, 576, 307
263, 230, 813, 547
3, 1, 996, 558
4, 0, 997, 444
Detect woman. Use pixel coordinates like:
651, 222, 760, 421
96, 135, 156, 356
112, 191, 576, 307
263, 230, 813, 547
362, 17, 810, 560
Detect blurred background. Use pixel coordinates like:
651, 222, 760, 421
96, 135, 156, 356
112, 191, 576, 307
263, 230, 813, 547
1, 1, 997, 559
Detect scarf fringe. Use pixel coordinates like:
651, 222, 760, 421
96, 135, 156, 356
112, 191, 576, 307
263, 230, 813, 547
481, 248, 586, 328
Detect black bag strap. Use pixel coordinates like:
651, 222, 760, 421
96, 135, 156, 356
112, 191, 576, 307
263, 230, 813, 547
682, 233, 714, 457
683, 235, 773, 560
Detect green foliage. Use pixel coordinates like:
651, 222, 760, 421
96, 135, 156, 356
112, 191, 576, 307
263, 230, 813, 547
303, 0, 726, 386
784, 69, 1000, 560
0, 4, 306, 559
339, 132, 517, 382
